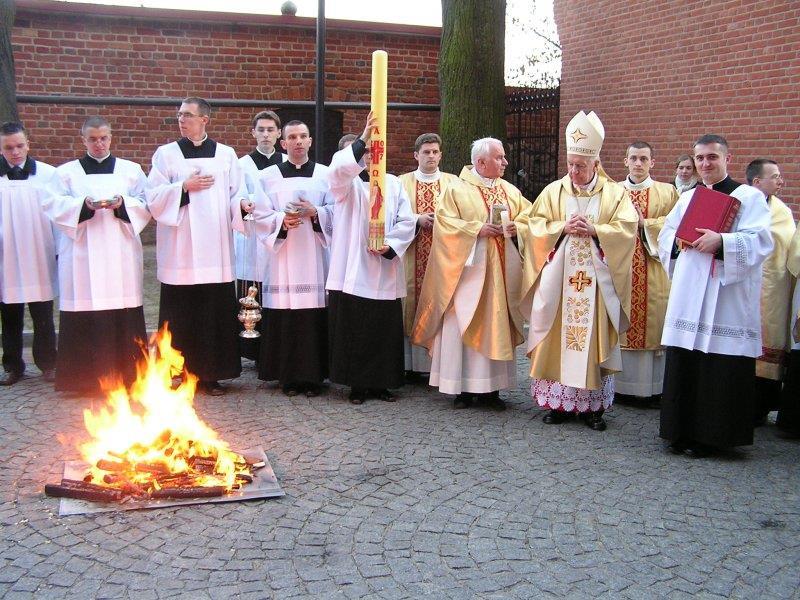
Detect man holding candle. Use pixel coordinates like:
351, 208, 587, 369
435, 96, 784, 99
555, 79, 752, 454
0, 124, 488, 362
325, 115, 416, 404
412, 138, 529, 411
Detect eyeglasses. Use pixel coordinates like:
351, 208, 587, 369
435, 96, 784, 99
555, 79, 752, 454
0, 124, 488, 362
176, 112, 202, 119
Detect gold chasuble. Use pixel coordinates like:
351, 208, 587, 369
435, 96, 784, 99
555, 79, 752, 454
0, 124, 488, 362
398, 171, 459, 336
412, 166, 530, 361
517, 174, 637, 391
620, 179, 679, 350
757, 195, 797, 380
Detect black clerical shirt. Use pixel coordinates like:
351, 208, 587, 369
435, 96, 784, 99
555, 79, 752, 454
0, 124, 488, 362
0, 156, 37, 180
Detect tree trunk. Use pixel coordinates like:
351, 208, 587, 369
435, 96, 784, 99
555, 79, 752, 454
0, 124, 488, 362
0, 0, 17, 123
439, 0, 506, 175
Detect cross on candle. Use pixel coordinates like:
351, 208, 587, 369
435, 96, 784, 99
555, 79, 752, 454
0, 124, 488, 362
569, 270, 593, 292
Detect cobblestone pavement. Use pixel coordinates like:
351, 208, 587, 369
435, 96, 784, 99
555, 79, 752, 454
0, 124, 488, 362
1, 350, 799, 599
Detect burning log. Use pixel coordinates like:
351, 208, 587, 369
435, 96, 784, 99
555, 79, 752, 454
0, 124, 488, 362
134, 463, 170, 475
96, 459, 129, 472
45, 479, 124, 503
150, 486, 226, 499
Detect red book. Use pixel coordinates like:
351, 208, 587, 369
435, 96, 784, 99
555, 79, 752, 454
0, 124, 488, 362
675, 186, 741, 245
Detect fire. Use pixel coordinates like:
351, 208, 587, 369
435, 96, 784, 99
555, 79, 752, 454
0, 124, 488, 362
79, 326, 251, 494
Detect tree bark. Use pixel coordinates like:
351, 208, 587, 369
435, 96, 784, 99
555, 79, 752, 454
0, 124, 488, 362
0, 0, 17, 123
439, 0, 506, 175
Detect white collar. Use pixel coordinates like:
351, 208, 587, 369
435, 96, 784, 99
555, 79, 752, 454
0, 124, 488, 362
474, 171, 496, 187
623, 175, 653, 191
573, 172, 598, 194
257, 147, 277, 159
188, 134, 208, 147
89, 153, 111, 163
414, 169, 441, 182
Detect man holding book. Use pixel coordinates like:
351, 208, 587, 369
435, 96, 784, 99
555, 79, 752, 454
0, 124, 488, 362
657, 135, 773, 457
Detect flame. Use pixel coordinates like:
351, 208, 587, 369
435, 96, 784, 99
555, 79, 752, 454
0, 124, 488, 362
79, 325, 248, 492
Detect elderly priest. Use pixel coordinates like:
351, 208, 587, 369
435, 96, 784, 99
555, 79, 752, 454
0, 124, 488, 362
516, 111, 637, 432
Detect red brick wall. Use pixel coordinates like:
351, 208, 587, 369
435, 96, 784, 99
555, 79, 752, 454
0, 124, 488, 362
12, 2, 442, 176
554, 0, 800, 218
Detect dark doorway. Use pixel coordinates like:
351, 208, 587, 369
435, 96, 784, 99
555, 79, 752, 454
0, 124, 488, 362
275, 108, 343, 166
505, 87, 560, 201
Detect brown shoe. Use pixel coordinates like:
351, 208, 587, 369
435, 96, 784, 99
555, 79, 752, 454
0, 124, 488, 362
201, 381, 225, 396
42, 369, 56, 383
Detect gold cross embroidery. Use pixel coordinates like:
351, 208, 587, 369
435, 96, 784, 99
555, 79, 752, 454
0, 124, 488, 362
569, 271, 593, 292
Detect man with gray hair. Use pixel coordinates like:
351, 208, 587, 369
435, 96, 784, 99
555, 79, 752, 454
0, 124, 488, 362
516, 111, 637, 431
413, 137, 529, 410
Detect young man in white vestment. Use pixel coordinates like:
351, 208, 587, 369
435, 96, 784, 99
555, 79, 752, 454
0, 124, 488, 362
235, 110, 286, 361
412, 138, 529, 411
253, 120, 332, 397
745, 159, 795, 425
616, 142, 679, 404
516, 111, 638, 432
146, 97, 251, 396
658, 135, 773, 457
325, 115, 416, 405
398, 133, 460, 382
45, 117, 151, 393
0, 122, 58, 385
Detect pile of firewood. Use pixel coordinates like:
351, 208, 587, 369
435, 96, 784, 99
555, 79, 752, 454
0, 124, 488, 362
44, 447, 264, 503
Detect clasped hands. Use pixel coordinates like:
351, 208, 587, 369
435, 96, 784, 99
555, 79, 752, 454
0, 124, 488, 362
282, 199, 318, 230
478, 222, 516, 238
564, 214, 595, 237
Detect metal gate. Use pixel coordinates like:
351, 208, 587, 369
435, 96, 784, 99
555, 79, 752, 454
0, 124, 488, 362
506, 87, 560, 201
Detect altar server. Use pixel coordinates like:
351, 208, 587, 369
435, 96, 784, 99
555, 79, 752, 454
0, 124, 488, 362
658, 135, 773, 456
326, 115, 416, 404
0, 122, 57, 385
253, 120, 332, 397
146, 97, 250, 396
46, 117, 151, 393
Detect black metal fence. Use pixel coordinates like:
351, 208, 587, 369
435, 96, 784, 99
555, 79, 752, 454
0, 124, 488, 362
506, 87, 560, 201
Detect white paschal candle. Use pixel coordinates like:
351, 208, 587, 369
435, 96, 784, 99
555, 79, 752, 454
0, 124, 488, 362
368, 50, 388, 251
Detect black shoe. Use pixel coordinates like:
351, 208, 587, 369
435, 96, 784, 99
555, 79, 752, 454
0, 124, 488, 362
373, 388, 396, 402
282, 383, 299, 397
453, 393, 472, 409
684, 443, 712, 458
585, 411, 607, 431
479, 392, 506, 412
542, 409, 571, 424
42, 368, 56, 383
200, 381, 225, 397
304, 384, 320, 398
348, 388, 366, 405
0, 370, 23, 386
667, 440, 687, 455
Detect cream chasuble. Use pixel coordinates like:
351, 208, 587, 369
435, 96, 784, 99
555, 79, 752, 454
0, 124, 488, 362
757, 195, 796, 379
617, 177, 679, 396
787, 227, 800, 350
399, 169, 459, 372
46, 158, 151, 311
517, 174, 637, 409
0, 161, 58, 303
412, 166, 529, 394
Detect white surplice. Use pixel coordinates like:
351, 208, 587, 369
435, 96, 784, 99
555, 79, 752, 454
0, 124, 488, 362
45, 158, 151, 311
235, 151, 286, 284
325, 144, 416, 300
658, 183, 773, 357
0, 161, 58, 303
145, 141, 246, 285
253, 162, 333, 309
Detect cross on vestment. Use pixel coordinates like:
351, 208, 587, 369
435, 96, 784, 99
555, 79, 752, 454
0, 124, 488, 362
569, 270, 593, 292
